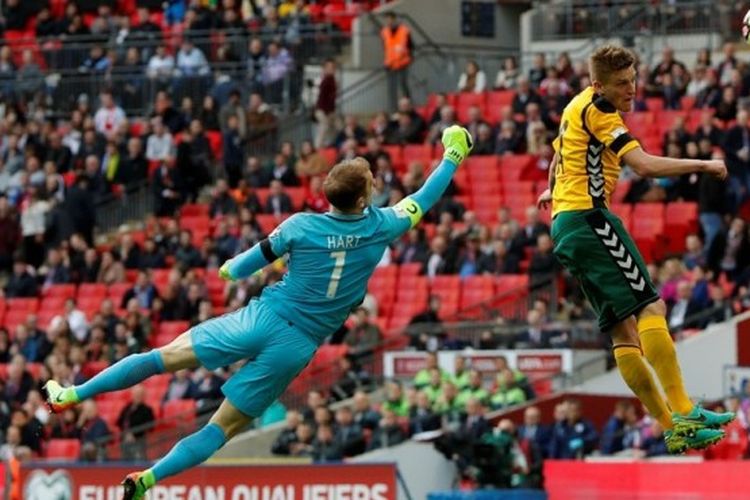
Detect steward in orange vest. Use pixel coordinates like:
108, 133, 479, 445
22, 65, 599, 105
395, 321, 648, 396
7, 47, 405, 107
381, 14, 412, 70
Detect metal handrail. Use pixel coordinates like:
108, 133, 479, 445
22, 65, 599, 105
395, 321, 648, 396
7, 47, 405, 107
529, 0, 721, 42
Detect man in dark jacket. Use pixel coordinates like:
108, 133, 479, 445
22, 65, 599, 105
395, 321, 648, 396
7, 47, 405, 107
117, 385, 156, 460
271, 410, 302, 456
548, 399, 598, 459
5, 261, 37, 298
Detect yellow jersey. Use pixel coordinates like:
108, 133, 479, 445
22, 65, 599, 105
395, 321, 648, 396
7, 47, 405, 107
551, 86, 640, 217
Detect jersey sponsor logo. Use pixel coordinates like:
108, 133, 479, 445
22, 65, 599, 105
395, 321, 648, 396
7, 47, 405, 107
593, 221, 646, 291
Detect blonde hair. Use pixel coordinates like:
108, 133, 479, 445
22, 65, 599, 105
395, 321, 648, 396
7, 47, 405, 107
323, 157, 371, 211
589, 45, 636, 83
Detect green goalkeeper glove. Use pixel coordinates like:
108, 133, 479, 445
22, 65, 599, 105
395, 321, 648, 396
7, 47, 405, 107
442, 125, 473, 165
219, 260, 234, 281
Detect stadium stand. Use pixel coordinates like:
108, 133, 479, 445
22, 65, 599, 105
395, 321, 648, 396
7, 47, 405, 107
1, 2, 750, 497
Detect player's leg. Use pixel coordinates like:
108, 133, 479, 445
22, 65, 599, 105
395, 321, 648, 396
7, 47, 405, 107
44, 331, 199, 413
122, 399, 251, 500
610, 317, 672, 430
45, 304, 261, 412
636, 300, 735, 434
121, 305, 317, 499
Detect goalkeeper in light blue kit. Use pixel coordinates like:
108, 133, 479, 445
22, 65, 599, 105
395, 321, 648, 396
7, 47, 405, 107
43, 126, 473, 499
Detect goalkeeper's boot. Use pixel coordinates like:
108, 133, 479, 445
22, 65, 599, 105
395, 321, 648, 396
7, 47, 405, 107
42, 380, 80, 414
121, 470, 155, 500
672, 404, 735, 437
665, 427, 725, 455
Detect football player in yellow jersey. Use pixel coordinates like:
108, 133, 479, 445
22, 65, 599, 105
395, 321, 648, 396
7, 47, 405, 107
537, 45, 733, 454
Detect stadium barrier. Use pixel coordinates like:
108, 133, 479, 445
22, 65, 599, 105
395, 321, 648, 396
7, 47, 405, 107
544, 459, 749, 499
19, 462, 398, 500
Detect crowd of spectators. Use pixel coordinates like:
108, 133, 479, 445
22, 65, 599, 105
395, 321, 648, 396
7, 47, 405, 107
536, 1, 744, 41
0, 0, 368, 115
0, 2, 749, 474
269, 379, 750, 489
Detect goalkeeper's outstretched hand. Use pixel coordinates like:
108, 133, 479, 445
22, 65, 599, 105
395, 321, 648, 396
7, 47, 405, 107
219, 260, 234, 281
442, 125, 473, 165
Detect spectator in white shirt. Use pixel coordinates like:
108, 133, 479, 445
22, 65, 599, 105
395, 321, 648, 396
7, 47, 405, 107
93, 90, 126, 140
146, 118, 174, 162
175, 40, 210, 77
147, 45, 175, 81
261, 41, 292, 85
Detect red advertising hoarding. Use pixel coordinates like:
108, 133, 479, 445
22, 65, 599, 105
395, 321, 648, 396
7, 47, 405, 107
545, 460, 749, 499
20, 463, 397, 500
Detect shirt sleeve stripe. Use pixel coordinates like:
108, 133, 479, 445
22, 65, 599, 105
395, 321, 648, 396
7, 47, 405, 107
260, 239, 278, 263
610, 133, 635, 154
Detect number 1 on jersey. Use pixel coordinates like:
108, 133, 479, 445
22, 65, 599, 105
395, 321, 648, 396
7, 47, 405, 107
327, 251, 347, 298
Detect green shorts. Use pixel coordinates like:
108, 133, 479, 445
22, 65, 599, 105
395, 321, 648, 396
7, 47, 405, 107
551, 208, 659, 332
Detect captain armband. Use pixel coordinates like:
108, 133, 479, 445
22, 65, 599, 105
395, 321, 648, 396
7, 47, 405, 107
392, 197, 424, 228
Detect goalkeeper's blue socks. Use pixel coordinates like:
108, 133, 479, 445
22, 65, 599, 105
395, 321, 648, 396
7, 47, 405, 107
74, 350, 166, 401
152, 423, 227, 481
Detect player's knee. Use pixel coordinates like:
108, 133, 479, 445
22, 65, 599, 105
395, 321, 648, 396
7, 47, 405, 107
210, 402, 253, 439
639, 299, 667, 319
159, 331, 200, 372
610, 317, 639, 346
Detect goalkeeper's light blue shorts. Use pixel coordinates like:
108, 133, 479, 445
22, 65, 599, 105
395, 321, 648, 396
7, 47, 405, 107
190, 299, 317, 417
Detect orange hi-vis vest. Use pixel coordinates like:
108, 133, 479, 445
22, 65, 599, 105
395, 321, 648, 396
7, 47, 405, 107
381, 24, 412, 70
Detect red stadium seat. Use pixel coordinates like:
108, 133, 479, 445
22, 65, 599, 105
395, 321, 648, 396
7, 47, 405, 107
403, 144, 433, 166
486, 91, 515, 124
609, 204, 633, 232
205, 130, 222, 160
7, 298, 39, 312
645, 97, 664, 112
96, 400, 128, 430
314, 345, 349, 367
466, 156, 499, 183
665, 202, 698, 254
78, 284, 108, 299
162, 400, 197, 425
286, 187, 306, 211
156, 321, 189, 345
41, 296, 68, 311
82, 361, 109, 379
179, 215, 210, 231
42, 284, 76, 299
496, 274, 529, 292
455, 92, 487, 123
4, 310, 30, 333
46, 439, 81, 460
623, 112, 655, 135
257, 214, 285, 235
181, 204, 210, 217
500, 154, 536, 181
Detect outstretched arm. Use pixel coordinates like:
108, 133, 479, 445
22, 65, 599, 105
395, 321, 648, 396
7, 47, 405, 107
392, 125, 473, 227
622, 147, 727, 179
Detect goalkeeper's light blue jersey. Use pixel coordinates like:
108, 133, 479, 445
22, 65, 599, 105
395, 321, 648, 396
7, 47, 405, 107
261, 205, 413, 342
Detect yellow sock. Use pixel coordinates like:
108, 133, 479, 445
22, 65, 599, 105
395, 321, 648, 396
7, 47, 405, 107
638, 315, 694, 415
614, 345, 673, 430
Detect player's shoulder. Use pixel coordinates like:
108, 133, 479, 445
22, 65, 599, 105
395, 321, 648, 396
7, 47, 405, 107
273, 212, 314, 235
